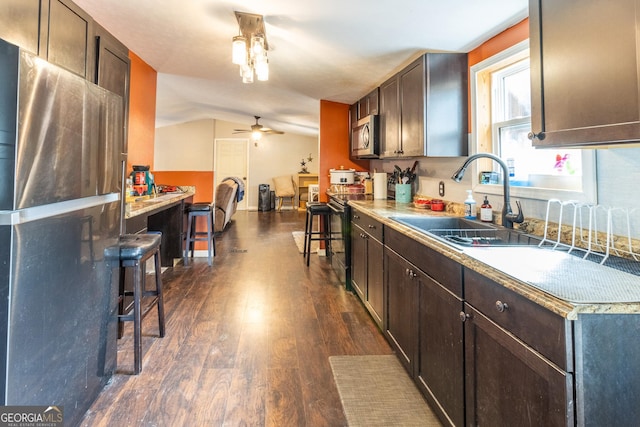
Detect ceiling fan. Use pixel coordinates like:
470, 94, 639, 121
233, 116, 284, 139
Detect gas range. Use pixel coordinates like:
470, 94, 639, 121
326, 192, 373, 292
327, 192, 373, 207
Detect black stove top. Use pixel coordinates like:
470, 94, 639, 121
328, 193, 373, 207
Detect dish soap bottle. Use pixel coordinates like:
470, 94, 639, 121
464, 190, 477, 219
480, 195, 493, 222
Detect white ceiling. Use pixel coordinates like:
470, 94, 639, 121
74, 0, 528, 136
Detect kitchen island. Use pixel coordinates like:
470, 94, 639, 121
348, 199, 640, 427
125, 191, 194, 266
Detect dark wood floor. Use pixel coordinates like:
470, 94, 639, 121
81, 209, 393, 426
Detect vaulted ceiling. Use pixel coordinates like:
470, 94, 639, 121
74, 0, 528, 136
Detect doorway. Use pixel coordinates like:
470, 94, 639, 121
214, 138, 249, 211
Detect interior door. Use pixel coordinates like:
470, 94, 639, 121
214, 138, 248, 210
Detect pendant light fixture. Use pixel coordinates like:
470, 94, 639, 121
232, 11, 269, 83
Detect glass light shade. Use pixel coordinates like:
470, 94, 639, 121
255, 58, 269, 81
232, 36, 247, 65
251, 130, 262, 140
251, 35, 265, 56
241, 64, 254, 83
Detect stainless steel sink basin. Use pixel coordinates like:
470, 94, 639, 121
389, 215, 541, 248
426, 228, 542, 247
389, 215, 493, 232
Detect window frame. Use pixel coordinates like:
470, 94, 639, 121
469, 39, 597, 204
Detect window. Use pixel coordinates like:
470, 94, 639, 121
471, 40, 596, 203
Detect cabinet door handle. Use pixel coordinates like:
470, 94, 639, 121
459, 311, 471, 322
353, 215, 360, 219
527, 131, 546, 141
495, 300, 509, 312
368, 224, 376, 229
405, 268, 416, 277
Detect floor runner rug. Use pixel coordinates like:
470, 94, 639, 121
292, 231, 318, 253
329, 355, 442, 427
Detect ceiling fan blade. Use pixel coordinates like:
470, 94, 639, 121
238, 116, 285, 135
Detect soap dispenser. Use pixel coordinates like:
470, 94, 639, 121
480, 195, 493, 222
464, 190, 477, 219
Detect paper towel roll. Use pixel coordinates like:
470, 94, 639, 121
373, 172, 388, 200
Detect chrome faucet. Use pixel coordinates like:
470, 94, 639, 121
451, 153, 524, 229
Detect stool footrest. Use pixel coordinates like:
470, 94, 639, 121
118, 296, 161, 323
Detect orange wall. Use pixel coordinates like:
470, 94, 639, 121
468, 18, 529, 68
318, 100, 369, 202
152, 171, 214, 203
467, 19, 529, 129
127, 52, 157, 172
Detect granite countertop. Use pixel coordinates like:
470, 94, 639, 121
349, 199, 640, 319
125, 191, 194, 219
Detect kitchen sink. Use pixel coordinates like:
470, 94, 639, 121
389, 215, 493, 232
426, 228, 542, 247
389, 215, 541, 249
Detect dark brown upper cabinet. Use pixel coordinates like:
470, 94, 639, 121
46, 0, 94, 78
0, 0, 41, 55
0, 0, 94, 79
357, 88, 379, 120
379, 53, 468, 158
95, 24, 130, 153
529, 0, 640, 147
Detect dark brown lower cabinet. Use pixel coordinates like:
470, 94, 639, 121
417, 275, 464, 427
464, 303, 573, 426
351, 222, 384, 328
366, 236, 384, 326
350, 223, 367, 299
360, 216, 640, 427
385, 247, 419, 375
351, 208, 384, 330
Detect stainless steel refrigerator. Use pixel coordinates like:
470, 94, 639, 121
0, 38, 122, 425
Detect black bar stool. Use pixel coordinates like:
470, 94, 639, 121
304, 202, 332, 266
118, 233, 166, 375
184, 202, 216, 266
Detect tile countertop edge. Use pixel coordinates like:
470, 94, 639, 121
348, 199, 640, 318
125, 192, 194, 219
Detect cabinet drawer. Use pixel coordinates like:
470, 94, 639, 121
386, 227, 462, 297
351, 209, 383, 242
464, 268, 571, 371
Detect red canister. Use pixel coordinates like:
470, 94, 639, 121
431, 199, 444, 211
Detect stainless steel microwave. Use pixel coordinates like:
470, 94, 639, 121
351, 114, 379, 158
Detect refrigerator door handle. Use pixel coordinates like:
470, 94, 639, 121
0, 193, 120, 225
